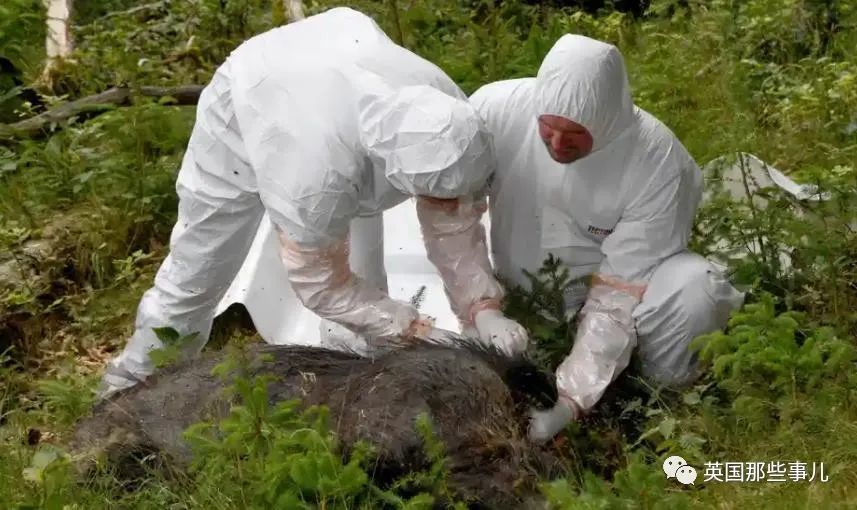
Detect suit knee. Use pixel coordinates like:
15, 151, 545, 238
634, 253, 744, 387
639, 355, 700, 388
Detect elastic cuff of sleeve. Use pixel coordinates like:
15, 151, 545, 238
557, 389, 583, 417
416, 196, 460, 213
466, 297, 503, 324
591, 272, 647, 300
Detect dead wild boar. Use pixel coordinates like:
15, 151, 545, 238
69, 338, 566, 508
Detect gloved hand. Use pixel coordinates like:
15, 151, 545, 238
461, 323, 479, 339
319, 319, 373, 355
528, 398, 581, 443
473, 309, 529, 356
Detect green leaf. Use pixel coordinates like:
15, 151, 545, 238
152, 326, 181, 344
682, 391, 701, 406
149, 345, 182, 368
22, 447, 61, 484
658, 417, 677, 440
678, 433, 708, 451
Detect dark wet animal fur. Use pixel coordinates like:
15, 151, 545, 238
70, 338, 565, 508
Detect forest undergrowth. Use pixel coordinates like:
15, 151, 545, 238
1, 0, 856, 508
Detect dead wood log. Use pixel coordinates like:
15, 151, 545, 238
0, 85, 204, 141
87, 1, 167, 23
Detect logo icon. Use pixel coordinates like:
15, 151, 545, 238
663, 455, 687, 479
676, 465, 698, 485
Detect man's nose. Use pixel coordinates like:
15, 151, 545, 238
551, 131, 565, 151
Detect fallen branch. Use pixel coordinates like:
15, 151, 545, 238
0, 84, 204, 141
138, 85, 204, 104
87, 1, 167, 24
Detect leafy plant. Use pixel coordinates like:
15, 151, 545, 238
502, 254, 579, 369
179, 346, 467, 508
148, 326, 201, 368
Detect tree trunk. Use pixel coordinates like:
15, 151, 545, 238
286, 0, 305, 22
40, 0, 75, 90
388, 0, 405, 46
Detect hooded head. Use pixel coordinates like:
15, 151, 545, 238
534, 34, 636, 156
359, 85, 495, 199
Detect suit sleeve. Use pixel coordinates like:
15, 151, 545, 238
556, 152, 703, 413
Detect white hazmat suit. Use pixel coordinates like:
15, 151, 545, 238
98, 7, 527, 397
469, 34, 746, 441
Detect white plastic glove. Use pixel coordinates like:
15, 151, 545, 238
319, 319, 374, 355
528, 398, 581, 443
473, 309, 529, 356
461, 324, 479, 339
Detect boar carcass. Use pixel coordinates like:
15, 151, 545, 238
69, 338, 564, 508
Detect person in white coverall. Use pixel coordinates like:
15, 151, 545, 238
469, 34, 746, 442
97, 7, 528, 398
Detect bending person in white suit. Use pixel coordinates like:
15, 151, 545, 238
98, 7, 528, 399
469, 34, 746, 442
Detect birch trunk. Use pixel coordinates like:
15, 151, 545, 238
41, 0, 74, 88
286, 0, 305, 22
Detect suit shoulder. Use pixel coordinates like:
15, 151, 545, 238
634, 107, 698, 172
471, 78, 534, 112
470, 78, 535, 137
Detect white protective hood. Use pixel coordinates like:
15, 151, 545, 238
227, 7, 495, 248
534, 34, 637, 153
359, 84, 495, 200
472, 34, 702, 293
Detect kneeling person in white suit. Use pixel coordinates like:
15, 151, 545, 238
469, 34, 746, 442
98, 7, 528, 399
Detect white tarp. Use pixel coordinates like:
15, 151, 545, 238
702, 152, 830, 204
214, 198, 490, 346
699, 152, 844, 272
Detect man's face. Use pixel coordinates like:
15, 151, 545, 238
537, 114, 593, 164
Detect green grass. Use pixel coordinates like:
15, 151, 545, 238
1, 0, 856, 508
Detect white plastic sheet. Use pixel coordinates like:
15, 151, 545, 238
214, 198, 492, 346
703, 152, 830, 203
701, 152, 841, 272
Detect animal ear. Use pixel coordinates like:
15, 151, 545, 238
502, 362, 558, 410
